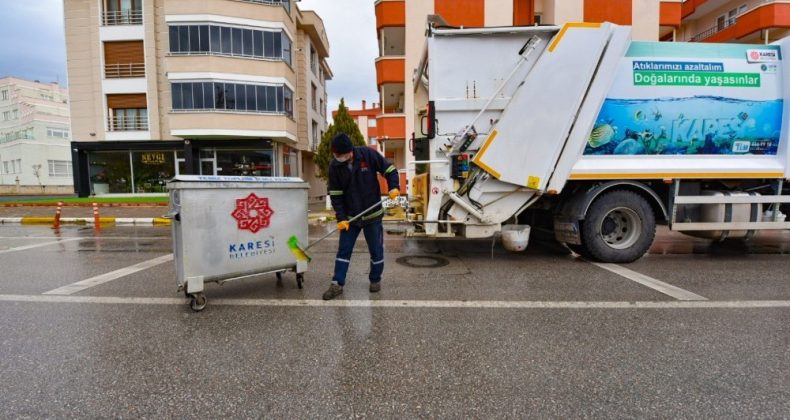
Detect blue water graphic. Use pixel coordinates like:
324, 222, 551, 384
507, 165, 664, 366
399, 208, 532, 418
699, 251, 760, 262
584, 96, 783, 156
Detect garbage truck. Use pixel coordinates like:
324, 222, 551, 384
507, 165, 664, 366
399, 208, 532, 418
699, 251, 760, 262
408, 22, 790, 262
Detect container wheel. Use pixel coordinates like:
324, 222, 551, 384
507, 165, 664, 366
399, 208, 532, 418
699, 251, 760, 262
579, 190, 655, 263
296, 274, 304, 289
276, 272, 283, 283
190, 293, 207, 312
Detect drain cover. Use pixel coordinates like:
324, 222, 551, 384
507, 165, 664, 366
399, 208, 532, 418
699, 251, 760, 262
395, 255, 450, 268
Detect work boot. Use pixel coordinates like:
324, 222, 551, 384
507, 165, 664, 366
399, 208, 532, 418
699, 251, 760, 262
369, 282, 381, 293
322, 283, 343, 300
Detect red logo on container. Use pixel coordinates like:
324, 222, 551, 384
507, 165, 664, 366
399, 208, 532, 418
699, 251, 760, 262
231, 193, 274, 233
750, 51, 760, 60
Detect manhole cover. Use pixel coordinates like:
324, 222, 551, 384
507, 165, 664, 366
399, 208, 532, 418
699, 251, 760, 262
395, 255, 450, 268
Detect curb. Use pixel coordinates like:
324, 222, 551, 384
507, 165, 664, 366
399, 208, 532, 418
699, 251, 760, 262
0, 203, 168, 208
1, 217, 172, 226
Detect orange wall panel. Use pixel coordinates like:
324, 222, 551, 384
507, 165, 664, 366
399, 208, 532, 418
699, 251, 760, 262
584, 0, 631, 25
659, 2, 681, 27
377, 115, 406, 140
435, 0, 485, 27
681, 0, 708, 19
375, 1, 405, 31
375, 58, 405, 86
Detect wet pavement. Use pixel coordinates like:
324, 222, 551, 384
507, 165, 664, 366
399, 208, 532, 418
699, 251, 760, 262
0, 224, 788, 417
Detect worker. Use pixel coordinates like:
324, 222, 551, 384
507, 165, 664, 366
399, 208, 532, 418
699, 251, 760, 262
322, 133, 400, 300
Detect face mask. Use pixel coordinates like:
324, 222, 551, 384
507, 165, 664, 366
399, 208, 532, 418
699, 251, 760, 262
334, 153, 351, 163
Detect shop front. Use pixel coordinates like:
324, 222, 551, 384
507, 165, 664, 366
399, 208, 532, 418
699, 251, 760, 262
71, 139, 294, 197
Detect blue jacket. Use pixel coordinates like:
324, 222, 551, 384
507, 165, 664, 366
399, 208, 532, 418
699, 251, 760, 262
328, 146, 399, 224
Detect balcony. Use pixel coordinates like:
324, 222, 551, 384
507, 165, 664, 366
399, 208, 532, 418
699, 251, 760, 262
102, 9, 143, 26
660, 1, 682, 27
375, 0, 405, 31
104, 63, 145, 79
375, 57, 405, 87
107, 114, 148, 132
681, 0, 709, 19
690, 2, 790, 43
238, 0, 291, 14
376, 114, 406, 140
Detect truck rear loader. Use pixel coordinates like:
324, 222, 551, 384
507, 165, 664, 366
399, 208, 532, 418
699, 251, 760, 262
408, 22, 790, 263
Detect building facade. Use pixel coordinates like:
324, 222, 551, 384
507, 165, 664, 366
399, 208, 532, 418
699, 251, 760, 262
0, 77, 73, 194
373, 0, 790, 184
64, 0, 331, 201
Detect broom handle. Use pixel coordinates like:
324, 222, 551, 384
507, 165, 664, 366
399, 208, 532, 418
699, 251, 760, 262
303, 200, 386, 251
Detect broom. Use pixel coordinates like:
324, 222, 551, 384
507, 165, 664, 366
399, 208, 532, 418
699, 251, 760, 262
287, 199, 390, 262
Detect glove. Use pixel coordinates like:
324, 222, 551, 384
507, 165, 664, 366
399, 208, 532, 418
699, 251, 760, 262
337, 220, 350, 231
388, 188, 400, 200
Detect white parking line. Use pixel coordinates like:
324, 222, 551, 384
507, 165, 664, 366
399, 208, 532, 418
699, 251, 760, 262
590, 262, 708, 301
0, 238, 82, 255
0, 294, 787, 309
42, 254, 174, 296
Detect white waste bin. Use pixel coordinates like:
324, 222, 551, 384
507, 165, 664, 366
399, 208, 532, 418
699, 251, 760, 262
167, 175, 309, 311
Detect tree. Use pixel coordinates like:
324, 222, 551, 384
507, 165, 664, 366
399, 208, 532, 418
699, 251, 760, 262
315, 98, 366, 181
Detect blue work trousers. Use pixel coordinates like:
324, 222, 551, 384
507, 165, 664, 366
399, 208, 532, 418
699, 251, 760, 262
332, 219, 384, 286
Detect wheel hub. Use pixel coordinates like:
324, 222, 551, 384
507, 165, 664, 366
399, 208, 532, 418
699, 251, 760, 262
599, 207, 641, 250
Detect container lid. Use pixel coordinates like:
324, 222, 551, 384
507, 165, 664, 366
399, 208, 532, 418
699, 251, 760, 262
170, 175, 305, 183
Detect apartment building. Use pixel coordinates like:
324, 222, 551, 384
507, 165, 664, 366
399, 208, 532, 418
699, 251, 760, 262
0, 77, 73, 194
372, 0, 789, 183
64, 0, 331, 200
669, 0, 790, 43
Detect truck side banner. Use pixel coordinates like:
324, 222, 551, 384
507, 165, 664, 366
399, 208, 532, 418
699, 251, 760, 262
585, 42, 783, 156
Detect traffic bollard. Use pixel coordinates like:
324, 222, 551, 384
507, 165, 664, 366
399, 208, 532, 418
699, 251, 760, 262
52, 201, 63, 230
93, 202, 100, 230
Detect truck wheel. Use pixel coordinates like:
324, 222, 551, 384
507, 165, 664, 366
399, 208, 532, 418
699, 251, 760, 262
580, 190, 655, 263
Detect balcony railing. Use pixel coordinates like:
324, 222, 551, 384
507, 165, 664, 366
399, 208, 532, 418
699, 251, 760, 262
691, 19, 736, 42
102, 9, 143, 26
104, 63, 145, 79
237, 0, 291, 14
107, 115, 148, 131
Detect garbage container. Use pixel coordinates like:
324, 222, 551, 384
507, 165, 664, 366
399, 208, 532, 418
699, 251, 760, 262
167, 175, 309, 311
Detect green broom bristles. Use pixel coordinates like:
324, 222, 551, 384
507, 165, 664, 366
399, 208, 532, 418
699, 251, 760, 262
287, 235, 312, 262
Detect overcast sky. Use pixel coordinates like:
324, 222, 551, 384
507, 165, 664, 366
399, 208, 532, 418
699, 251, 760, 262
0, 0, 378, 117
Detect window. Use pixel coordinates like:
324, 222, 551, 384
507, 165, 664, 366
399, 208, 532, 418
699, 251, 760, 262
47, 127, 69, 139
12, 109, 18, 119
110, 108, 147, 131
48, 160, 73, 177
368, 119, 377, 128
738, 4, 747, 15
320, 98, 325, 117
310, 46, 318, 75
1, 90, 7, 100
281, 145, 297, 177
311, 83, 317, 111
2, 161, 8, 174
171, 81, 292, 116
169, 24, 293, 63
311, 120, 318, 147
727, 8, 738, 26
2, 111, 8, 121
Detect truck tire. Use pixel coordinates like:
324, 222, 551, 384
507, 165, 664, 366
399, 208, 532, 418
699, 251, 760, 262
579, 190, 656, 263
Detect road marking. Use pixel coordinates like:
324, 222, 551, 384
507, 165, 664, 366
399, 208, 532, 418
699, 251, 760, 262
0, 238, 82, 254
42, 254, 174, 296
0, 294, 787, 309
590, 262, 708, 301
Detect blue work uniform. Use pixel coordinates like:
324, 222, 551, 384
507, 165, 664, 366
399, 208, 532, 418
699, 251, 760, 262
328, 146, 399, 286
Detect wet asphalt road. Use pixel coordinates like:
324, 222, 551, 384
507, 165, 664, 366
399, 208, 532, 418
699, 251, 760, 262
0, 224, 788, 418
